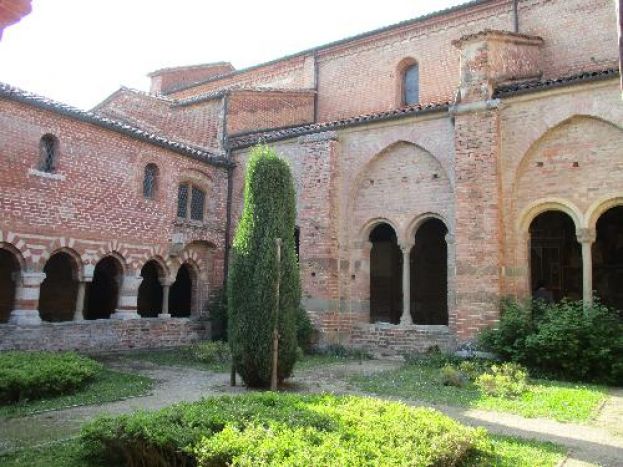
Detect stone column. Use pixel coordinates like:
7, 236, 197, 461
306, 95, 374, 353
577, 228, 596, 306
400, 243, 413, 326
111, 274, 142, 320
73, 280, 89, 321
158, 277, 173, 318
8, 271, 46, 326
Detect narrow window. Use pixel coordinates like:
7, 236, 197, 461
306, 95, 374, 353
190, 186, 205, 221
403, 64, 419, 106
143, 163, 158, 199
177, 184, 189, 218
39, 134, 58, 173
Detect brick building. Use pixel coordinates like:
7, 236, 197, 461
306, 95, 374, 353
1, 0, 622, 353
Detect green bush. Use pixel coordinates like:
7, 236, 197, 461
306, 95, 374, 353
81, 393, 485, 467
296, 305, 315, 353
479, 299, 623, 385
228, 145, 300, 387
207, 288, 228, 342
189, 341, 231, 366
475, 363, 528, 398
0, 351, 103, 404
440, 363, 467, 388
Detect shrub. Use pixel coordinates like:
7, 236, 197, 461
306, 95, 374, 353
316, 344, 372, 360
0, 351, 103, 404
81, 393, 485, 467
206, 288, 228, 342
440, 364, 467, 387
228, 145, 300, 387
475, 363, 528, 398
189, 341, 231, 366
458, 359, 490, 382
296, 305, 315, 353
479, 299, 623, 385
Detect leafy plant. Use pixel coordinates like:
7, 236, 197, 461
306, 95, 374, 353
228, 145, 301, 387
206, 287, 228, 342
479, 299, 623, 385
475, 363, 528, 398
81, 393, 483, 467
189, 341, 231, 366
296, 305, 315, 353
440, 364, 467, 387
0, 352, 103, 404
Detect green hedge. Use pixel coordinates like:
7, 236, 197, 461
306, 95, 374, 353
479, 299, 623, 385
81, 393, 484, 466
0, 351, 103, 404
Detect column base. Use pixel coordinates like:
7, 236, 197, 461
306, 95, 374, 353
8, 309, 42, 326
110, 310, 141, 320
400, 316, 413, 326
158, 313, 172, 319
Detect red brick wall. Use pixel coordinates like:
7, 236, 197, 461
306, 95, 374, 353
150, 63, 235, 94
0, 97, 228, 289
226, 90, 315, 135
95, 89, 225, 152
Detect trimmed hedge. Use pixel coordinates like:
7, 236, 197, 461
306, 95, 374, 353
81, 393, 484, 467
0, 351, 103, 404
228, 145, 300, 387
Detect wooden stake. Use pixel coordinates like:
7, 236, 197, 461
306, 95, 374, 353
271, 237, 282, 391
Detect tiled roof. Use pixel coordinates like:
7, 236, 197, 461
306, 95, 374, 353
227, 101, 450, 149
494, 68, 620, 98
0, 82, 232, 168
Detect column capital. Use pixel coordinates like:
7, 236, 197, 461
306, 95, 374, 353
20, 271, 46, 286
576, 228, 596, 244
445, 233, 456, 245
159, 276, 175, 287
399, 242, 414, 254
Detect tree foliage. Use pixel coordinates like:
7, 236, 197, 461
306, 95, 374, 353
228, 145, 300, 387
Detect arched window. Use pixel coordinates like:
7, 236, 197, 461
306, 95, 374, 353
143, 163, 159, 199
177, 183, 206, 221
39, 134, 58, 173
403, 63, 419, 106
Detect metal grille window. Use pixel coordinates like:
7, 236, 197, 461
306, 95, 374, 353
403, 64, 419, 106
143, 163, 158, 199
177, 184, 189, 218
190, 186, 205, 221
39, 134, 58, 173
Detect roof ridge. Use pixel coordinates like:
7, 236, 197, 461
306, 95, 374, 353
0, 82, 231, 168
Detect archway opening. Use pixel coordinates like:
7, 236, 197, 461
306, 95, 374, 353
0, 248, 19, 323
411, 219, 448, 325
85, 256, 122, 320
138, 260, 164, 318
39, 252, 78, 322
530, 211, 582, 302
170, 263, 192, 317
593, 206, 623, 314
369, 223, 402, 324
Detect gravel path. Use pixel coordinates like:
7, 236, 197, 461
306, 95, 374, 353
1, 357, 621, 466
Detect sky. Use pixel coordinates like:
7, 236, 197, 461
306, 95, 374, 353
0, 0, 468, 110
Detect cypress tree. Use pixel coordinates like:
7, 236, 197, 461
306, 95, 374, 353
228, 145, 300, 387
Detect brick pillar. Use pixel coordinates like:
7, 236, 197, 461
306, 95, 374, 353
8, 271, 45, 325
111, 274, 142, 320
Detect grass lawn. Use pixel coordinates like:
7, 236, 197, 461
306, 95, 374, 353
110, 346, 366, 373
0, 434, 566, 467
0, 369, 153, 419
351, 361, 607, 422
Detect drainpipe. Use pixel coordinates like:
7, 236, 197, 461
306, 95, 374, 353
512, 0, 519, 33
222, 93, 233, 289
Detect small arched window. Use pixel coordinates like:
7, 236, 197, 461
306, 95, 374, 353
403, 63, 419, 106
177, 183, 206, 221
143, 163, 159, 199
39, 134, 58, 173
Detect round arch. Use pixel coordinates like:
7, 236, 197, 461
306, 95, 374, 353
358, 217, 402, 246
586, 195, 623, 231
405, 212, 450, 245
39, 251, 80, 322
518, 199, 583, 234
0, 243, 23, 323
84, 255, 124, 320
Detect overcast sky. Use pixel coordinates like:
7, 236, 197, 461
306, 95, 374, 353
0, 0, 467, 109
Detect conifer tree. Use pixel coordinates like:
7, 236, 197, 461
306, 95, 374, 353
228, 145, 300, 387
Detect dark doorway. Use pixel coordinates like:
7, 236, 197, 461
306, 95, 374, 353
530, 211, 582, 302
593, 206, 623, 314
170, 264, 192, 317
39, 252, 78, 322
294, 226, 300, 258
411, 219, 448, 325
0, 248, 19, 323
369, 223, 402, 324
85, 256, 122, 320
138, 261, 163, 318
